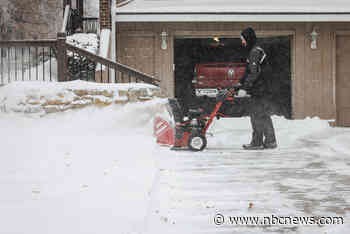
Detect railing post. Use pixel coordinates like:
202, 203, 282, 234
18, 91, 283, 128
78, 0, 84, 19
57, 32, 67, 82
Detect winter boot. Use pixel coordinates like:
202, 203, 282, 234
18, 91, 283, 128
263, 142, 277, 149
243, 128, 264, 150
242, 144, 264, 150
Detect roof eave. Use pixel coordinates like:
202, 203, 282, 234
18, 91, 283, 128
115, 12, 350, 22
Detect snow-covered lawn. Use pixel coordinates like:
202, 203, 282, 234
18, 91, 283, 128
1, 82, 350, 234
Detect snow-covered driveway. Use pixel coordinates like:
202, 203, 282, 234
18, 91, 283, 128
1, 100, 350, 234
147, 118, 350, 234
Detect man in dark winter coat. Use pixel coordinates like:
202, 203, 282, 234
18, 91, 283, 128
239, 27, 277, 150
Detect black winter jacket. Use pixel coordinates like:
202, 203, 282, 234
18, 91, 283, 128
240, 27, 272, 97
242, 45, 272, 97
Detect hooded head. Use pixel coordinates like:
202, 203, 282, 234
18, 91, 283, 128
241, 27, 257, 51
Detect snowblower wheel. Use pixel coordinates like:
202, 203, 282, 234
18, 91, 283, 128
188, 133, 207, 151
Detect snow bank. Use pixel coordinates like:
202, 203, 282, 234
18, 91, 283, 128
0, 80, 162, 115
0, 100, 163, 234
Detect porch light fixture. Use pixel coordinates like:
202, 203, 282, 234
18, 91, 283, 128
161, 31, 168, 50
310, 27, 319, 50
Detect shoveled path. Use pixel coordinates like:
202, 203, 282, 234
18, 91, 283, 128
145, 130, 350, 234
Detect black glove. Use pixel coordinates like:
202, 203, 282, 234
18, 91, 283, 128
240, 80, 253, 91
216, 89, 229, 102
232, 83, 242, 92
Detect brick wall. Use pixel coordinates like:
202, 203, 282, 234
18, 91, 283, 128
100, 0, 111, 29
0, 0, 62, 40
99, 0, 132, 30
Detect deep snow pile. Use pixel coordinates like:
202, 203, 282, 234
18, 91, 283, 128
0, 100, 163, 234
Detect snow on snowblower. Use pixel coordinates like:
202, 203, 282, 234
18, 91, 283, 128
154, 87, 241, 151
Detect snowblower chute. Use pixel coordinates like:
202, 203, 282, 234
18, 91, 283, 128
154, 99, 184, 147
154, 88, 239, 151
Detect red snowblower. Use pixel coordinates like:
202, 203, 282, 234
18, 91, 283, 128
154, 87, 240, 151
154, 60, 248, 151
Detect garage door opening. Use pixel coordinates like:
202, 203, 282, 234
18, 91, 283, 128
174, 36, 292, 118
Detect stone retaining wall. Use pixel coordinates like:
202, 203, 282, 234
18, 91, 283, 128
0, 86, 164, 115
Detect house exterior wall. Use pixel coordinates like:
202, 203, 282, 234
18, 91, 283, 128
116, 22, 350, 120
0, 0, 62, 40
335, 31, 350, 126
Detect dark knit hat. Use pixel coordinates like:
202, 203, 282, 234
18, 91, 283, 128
241, 27, 257, 50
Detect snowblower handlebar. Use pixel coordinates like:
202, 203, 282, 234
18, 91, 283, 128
232, 83, 243, 92
216, 86, 239, 102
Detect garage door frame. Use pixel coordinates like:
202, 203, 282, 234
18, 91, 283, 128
173, 30, 296, 117
334, 30, 350, 126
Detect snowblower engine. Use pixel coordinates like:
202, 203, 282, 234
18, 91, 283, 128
154, 88, 238, 151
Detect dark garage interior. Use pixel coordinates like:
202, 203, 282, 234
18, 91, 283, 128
174, 36, 292, 119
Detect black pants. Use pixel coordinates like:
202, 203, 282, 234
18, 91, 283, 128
248, 97, 276, 146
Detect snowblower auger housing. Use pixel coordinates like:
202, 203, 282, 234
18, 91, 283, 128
154, 88, 238, 151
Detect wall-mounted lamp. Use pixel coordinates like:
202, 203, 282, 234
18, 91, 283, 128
310, 27, 319, 50
160, 31, 168, 50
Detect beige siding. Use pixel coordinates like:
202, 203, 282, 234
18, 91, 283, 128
301, 23, 335, 119
154, 25, 175, 96
117, 32, 156, 82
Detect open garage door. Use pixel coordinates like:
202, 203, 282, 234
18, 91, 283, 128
174, 36, 292, 118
